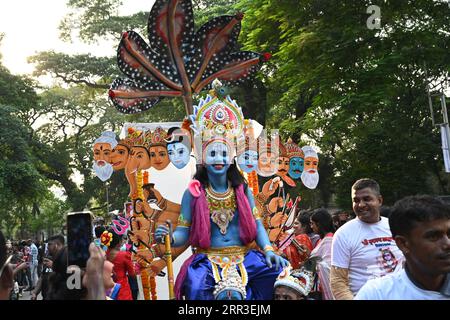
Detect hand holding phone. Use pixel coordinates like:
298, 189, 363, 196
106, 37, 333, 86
67, 212, 93, 268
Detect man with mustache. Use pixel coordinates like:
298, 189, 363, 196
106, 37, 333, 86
330, 179, 404, 299
285, 138, 304, 180
300, 146, 319, 189
93, 131, 118, 182
276, 141, 295, 187
355, 195, 450, 300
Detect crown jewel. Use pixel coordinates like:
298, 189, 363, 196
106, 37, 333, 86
274, 266, 314, 297
213, 266, 247, 300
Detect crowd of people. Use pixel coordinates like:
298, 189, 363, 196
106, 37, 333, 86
0, 178, 449, 300
0, 238, 43, 300
272, 179, 450, 300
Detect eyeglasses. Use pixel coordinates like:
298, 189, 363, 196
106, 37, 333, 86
0, 255, 12, 279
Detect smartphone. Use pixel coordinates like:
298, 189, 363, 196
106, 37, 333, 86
67, 212, 93, 268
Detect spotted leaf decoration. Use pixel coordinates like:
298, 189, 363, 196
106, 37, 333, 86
117, 31, 180, 89
110, 0, 270, 115
147, 0, 195, 60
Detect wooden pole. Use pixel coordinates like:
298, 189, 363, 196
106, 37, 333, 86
164, 220, 176, 300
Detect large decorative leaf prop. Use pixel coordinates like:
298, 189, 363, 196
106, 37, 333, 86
109, 0, 270, 115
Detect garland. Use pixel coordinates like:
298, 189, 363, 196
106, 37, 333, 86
247, 170, 259, 196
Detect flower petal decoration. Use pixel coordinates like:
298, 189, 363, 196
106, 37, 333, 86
101, 231, 114, 247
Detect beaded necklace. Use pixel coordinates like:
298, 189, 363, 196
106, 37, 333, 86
206, 183, 237, 234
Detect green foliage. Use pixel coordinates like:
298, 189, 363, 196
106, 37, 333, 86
3, 0, 449, 221
28, 51, 118, 89
29, 191, 69, 237
240, 0, 450, 208
192, 0, 240, 27
60, 0, 147, 43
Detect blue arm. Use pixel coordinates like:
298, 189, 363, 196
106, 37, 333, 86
155, 189, 192, 247
245, 185, 289, 269
244, 186, 271, 250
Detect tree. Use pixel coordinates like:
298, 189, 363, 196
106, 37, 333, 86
240, 0, 450, 208
23, 0, 268, 212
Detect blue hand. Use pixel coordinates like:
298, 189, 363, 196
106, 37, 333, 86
265, 251, 289, 269
154, 225, 170, 244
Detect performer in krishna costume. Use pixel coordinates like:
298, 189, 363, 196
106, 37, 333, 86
103, 0, 296, 300
155, 83, 289, 300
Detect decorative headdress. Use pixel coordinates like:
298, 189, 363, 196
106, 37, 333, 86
117, 137, 133, 150
126, 128, 145, 147
236, 119, 258, 156
285, 138, 304, 159
166, 119, 193, 148
190, 79, 245, 160
144, 126, 168, 149
257, 134, 279, 156
213, 266, 247, 300
278, 140, 288, 158
274, 266, 314, 297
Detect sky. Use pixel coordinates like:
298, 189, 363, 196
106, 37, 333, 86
0, 0, 155, 76
0, 0, 155, 200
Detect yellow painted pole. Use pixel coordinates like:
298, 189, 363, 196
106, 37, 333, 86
164, 220, 175, 300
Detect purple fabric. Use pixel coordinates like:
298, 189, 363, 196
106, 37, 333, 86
235, 184, 257, 244
189, 184, 257, 249
189, 186, 211, 248
174, 254, 197, 300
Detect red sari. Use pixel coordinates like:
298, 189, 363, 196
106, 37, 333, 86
110, 251, 136, 300
283, 234, 313, 269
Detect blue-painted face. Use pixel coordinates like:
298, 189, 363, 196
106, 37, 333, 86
215, 290, 244, 300
204, 142, 231, 176
288, 157, 304, 179
237, 150, 258, 173
167, 143, 190, 169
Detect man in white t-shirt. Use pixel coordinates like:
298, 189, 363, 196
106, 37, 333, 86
330, 178, 404, 299
355, 195, 450, 300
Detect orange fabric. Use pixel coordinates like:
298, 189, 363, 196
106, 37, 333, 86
283, 234, 313, 269
247, 171, 259, 196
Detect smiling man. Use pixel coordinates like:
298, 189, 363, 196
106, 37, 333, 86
355, 195, 450, 300
330, 179, 404, 299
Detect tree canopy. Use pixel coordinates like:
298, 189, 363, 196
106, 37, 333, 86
1, 1, 450, 238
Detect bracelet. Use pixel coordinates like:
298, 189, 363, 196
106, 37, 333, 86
252, 207, 262, 220
256, 193, 268, 205
263, 245, 274, 253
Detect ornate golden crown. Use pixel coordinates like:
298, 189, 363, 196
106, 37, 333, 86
191, 80, 244, 145
143, 127, 168, 149
126, 128, 145, 147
